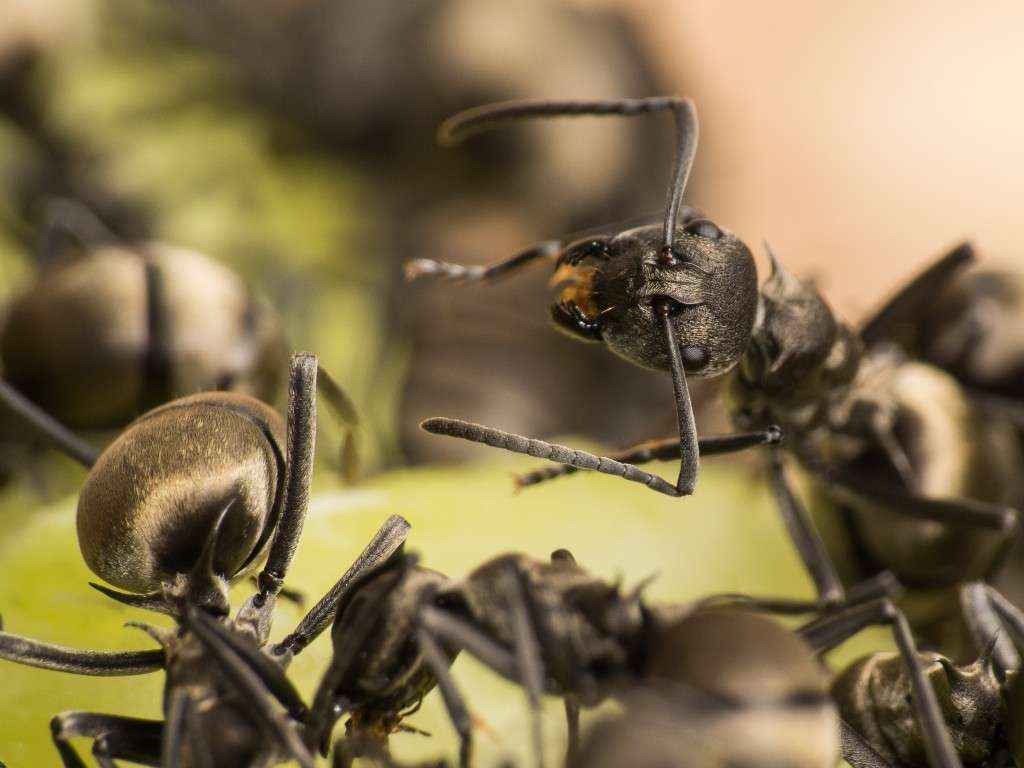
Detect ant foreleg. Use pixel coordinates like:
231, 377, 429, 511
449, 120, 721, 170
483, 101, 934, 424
184, 608, 314, 768
242, 353, 318, 640
162, 689, 215, 768
184, 608, 307, 721
270, 514, 410, 663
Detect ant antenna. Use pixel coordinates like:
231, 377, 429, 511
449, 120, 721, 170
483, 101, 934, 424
438, 97, 699, 250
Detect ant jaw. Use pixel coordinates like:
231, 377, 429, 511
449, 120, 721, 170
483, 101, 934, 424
162, 572, 231, 619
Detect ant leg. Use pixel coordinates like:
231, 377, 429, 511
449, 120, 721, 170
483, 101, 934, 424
818, 464, 1017, 531
841, 720, 897, 768
563, 699, 581, 765
184, 608, 306, 720
415, 626, 474, 768
250, 576, 305, 606
271, 514, 411, 662
38, 197, 117, 262
245, 353, 318, 636
698, 572, 899, 616
161, 690, 214, 768
182, 609, 314, 768
417, 606, 552, 765
0, 624, 164, 674
0, 380, 98, 467
960, 583, 1019, 675
419, 606, 518, 678
859, 242, 974, 346
51, 712, 162, 768
316, 365, 361, 483
405, 240, 562, 284
965, 389, 1024, 430
767, 451, 845, 605
502, 569, 547, 768
516, 428, 782, 489
799, 599, 963, 768
162, 689, 188, 768
982, 585, 1024, 664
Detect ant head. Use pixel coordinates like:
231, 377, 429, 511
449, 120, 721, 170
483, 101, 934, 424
595, 219, 758, 377
741, 248, 849, 395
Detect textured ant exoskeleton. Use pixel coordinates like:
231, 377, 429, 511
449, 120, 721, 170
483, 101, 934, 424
406, 98, 1020, 626
0, 353, 391, 766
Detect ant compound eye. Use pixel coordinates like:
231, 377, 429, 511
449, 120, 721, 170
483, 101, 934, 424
681, 345, 709, 370
686, 219, 722, 240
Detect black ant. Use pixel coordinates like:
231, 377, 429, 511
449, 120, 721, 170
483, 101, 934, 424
0, 353, 393, 765
1, 198, 287, 435
406, 98, 1019, 622
302, 539, 964, 768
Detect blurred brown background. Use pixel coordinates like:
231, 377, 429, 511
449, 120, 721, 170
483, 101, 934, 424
4, 0, 1023, 471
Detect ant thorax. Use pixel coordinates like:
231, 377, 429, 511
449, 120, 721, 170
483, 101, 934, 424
727, 280, 863, 446
443, 553, 645, 703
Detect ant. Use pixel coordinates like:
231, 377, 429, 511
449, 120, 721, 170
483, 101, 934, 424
1, 198, 287, 435
407, 96, 771, 498
301, 551, 461, 766
406, 98, 1020, 622
0, 353, 393, 765
302, 538, 963, 768
823, 580, 1024, 768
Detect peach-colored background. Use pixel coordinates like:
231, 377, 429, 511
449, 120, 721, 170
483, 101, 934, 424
627, 0, 1024, 317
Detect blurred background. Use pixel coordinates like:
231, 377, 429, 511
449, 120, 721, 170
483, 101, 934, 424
0, 0, 1023, 764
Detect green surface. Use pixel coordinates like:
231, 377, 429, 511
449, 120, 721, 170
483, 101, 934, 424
0, 454, 889, 766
